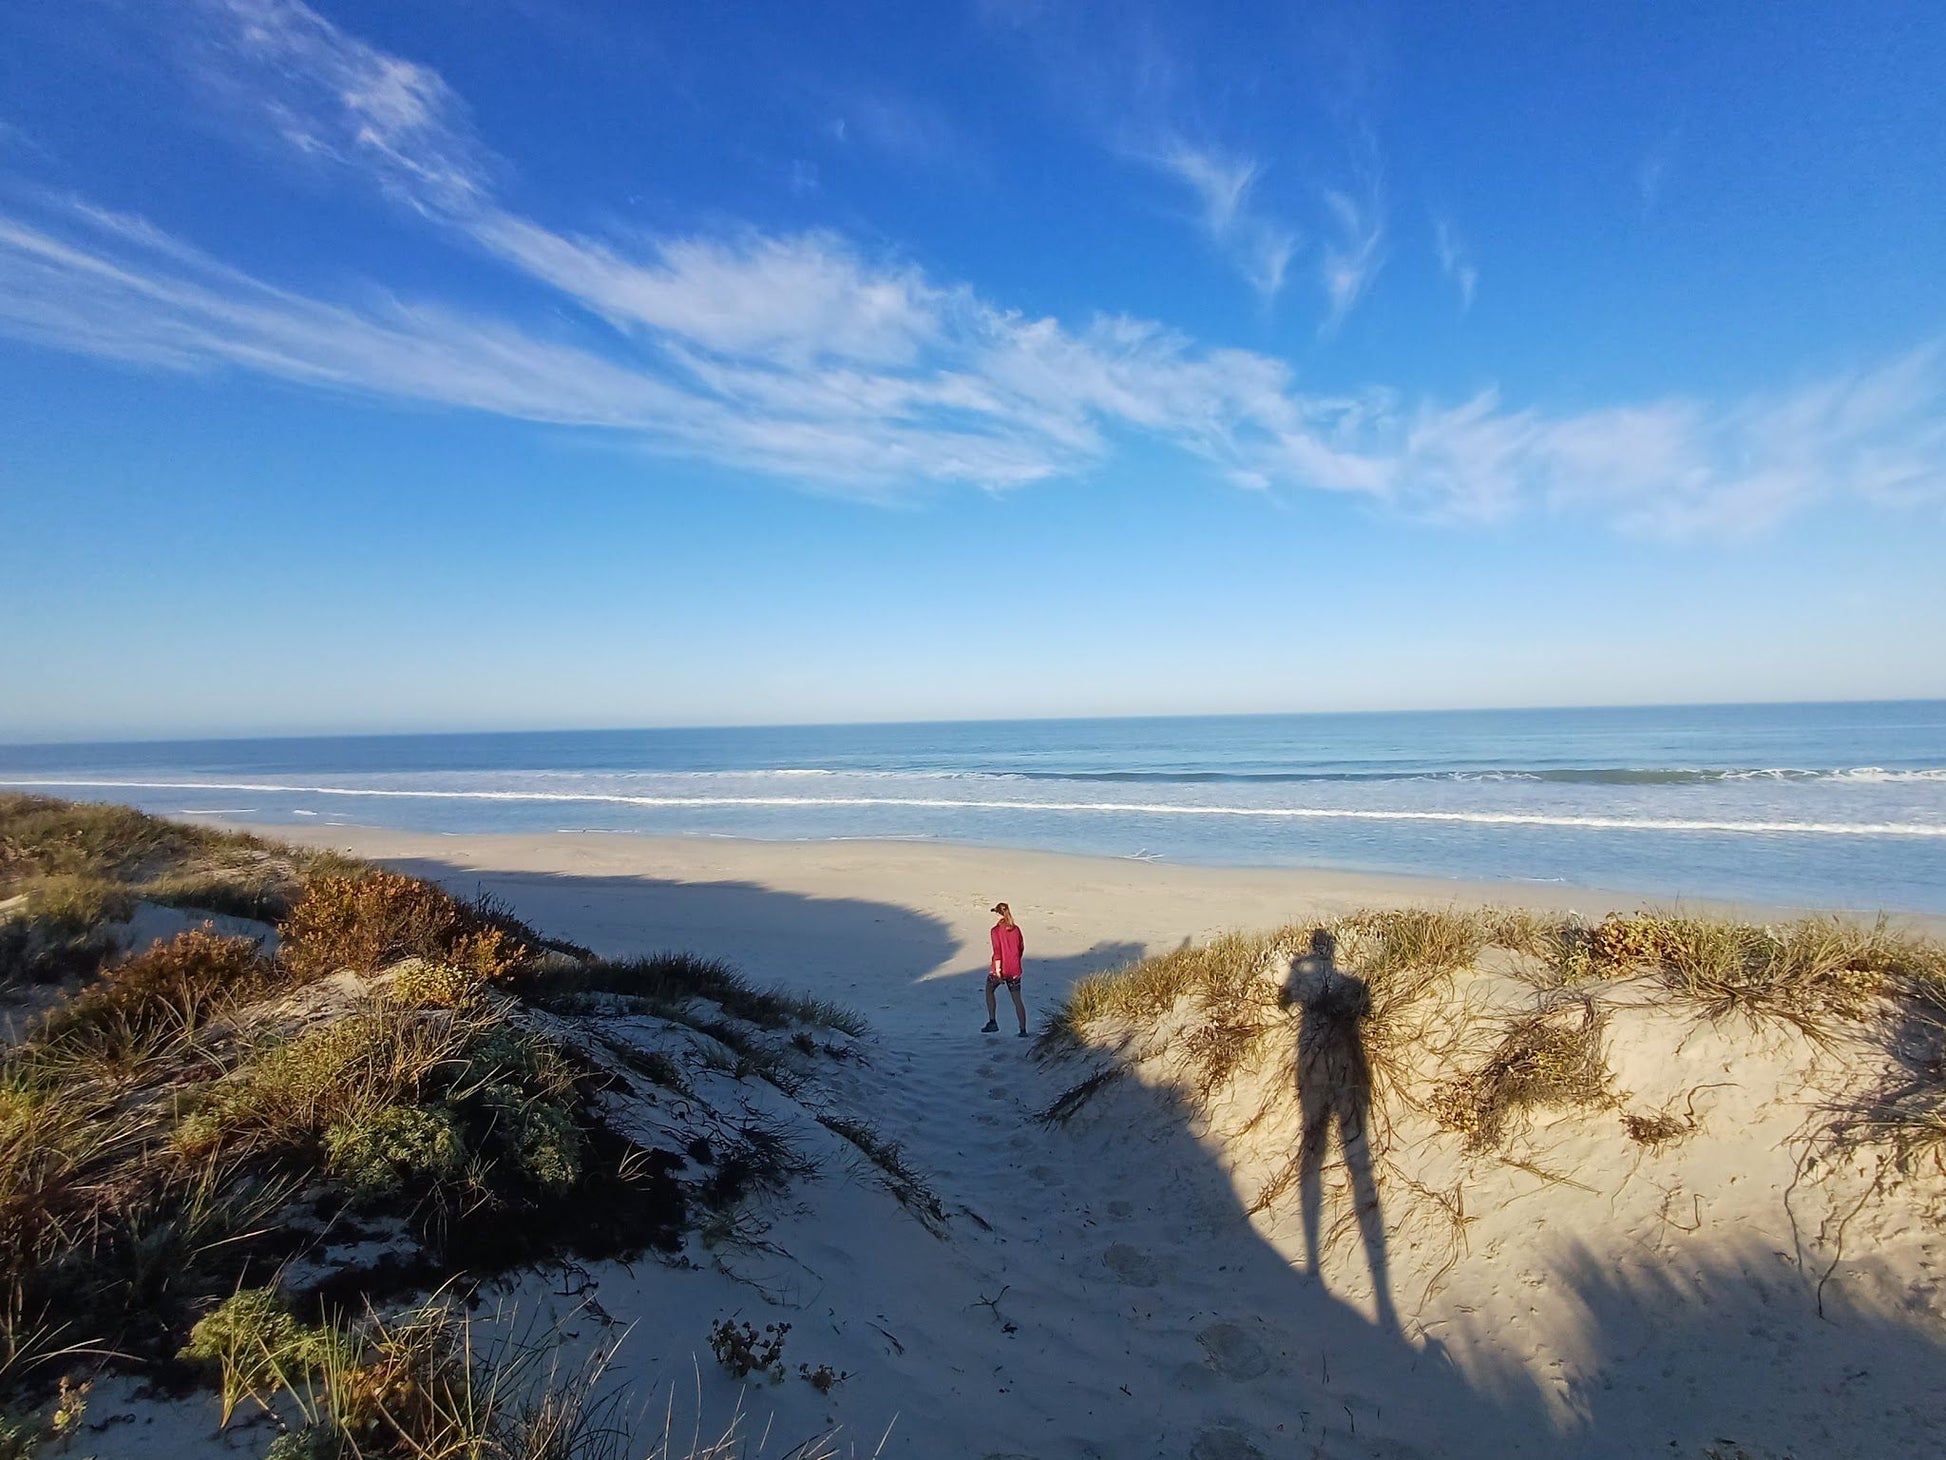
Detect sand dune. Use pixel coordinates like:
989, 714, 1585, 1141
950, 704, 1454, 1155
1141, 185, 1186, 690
153, 824, 1938, 1460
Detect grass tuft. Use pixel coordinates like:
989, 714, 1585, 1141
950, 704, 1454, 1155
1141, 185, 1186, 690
522, 951, 866, 1037
816, 1115, 947, 1232
32, 928, 274, 1061
1430, 999, 1610, 1152
1035, 1066, 1123, 1124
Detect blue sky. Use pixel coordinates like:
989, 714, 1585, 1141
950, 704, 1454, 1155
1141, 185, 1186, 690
2, 0, 1944, 740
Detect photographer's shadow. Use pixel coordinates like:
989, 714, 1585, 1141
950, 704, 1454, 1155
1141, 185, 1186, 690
1280, 927, 1398, 1331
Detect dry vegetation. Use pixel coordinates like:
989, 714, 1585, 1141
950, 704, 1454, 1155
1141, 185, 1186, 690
1041, 902, 1946, 1275
0, 796, 868, 1458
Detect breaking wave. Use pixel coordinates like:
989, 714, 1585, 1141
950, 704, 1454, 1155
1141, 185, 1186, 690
5, 776, 1944, 839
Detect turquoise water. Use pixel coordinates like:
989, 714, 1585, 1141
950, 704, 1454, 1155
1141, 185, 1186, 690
3, 702, 1944, 911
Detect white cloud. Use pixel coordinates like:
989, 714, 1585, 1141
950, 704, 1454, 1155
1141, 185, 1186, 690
1433, 216, 1477, 313
1152, 141, 1299, 301
189, 0, 489, 211
1319, 184, 1384, 333
0, 0, 1940, 536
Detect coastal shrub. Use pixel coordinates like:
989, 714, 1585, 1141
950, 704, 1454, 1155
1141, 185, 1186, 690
389, 959, 483, 1009
180, 1287, 338, 1424
175, 999, 585, 1207
33, 929, 274, 1062
280, 872, 521, 981
325, 1105, 470, 1196
1430, 1000, 1610, 1151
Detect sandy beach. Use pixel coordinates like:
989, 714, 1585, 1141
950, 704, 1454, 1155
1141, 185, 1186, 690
234, 824, 1946, 995
146, 821, 1934, 1460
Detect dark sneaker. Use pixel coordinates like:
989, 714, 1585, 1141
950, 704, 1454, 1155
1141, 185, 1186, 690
981, 1020, 999, 1033
1017, 1028, 1030, 1038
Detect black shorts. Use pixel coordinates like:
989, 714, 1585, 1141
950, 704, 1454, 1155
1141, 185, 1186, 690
987, 972, 1021, 988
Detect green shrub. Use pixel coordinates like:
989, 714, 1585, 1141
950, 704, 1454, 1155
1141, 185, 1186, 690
180, 1287, 337, 1424
175, 1000, 586, 1210
325, 1105, 469, 1196
390, 960, 483, 1009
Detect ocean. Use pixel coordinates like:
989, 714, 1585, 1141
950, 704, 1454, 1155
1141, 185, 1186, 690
3, 701, 1945, 912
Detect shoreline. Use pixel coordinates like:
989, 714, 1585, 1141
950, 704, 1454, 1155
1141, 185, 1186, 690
228, 822, 1946, 984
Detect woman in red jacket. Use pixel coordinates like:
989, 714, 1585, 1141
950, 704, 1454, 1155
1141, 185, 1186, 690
984, 901, 1028, 1036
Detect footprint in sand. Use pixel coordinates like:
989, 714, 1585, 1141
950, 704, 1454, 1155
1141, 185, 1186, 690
1101, 1242, 1159, 1286
987, 1085, 1009, 1099
1195, 1322, 1270, 1380
1106, 1198, 1134, 1221
1027, 1164, 1060, 1184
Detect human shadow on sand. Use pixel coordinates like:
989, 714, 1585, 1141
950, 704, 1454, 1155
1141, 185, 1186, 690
1279, 927, 1397, 1332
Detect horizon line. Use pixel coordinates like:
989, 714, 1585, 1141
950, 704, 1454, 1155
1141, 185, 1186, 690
3, 695, 1943, 752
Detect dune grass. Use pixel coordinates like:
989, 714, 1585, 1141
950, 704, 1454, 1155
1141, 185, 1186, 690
181, 1288, 631, 1459
179, 1288, 844, 1460
0, 794, 364, 928
1044, 903, 1946, 1177
1, 796, 865, 1440
817, 1114, 948, 1233
521, 950, 867, 1037
1429, 999, 1611, 1151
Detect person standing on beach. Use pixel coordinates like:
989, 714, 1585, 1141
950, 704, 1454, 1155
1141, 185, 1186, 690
984, 902, 1028, 1036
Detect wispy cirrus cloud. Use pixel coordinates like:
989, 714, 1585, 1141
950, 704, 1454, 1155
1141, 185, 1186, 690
0, 0, 1940, 536
1318, 165, 1385, 334
1150, 139, 1299, 301
1433, 215, 1477, 313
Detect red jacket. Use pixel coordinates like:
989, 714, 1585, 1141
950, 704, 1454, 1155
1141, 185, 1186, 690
990, 921, 1024, 978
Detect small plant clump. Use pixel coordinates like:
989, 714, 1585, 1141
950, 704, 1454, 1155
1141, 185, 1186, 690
389, 959, 484, 1009
182, 1290, 627, 1460
798, 1362, 847, 1394
1622, 1110, 1691, 1147
707, 1317, 790, 1381
32, 928, 274, 1060
1431, 1001, 1611, 1152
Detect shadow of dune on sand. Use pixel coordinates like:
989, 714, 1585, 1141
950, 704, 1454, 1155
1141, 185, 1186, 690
1041, 1044, 1946, 1459
374, 855, 960, 997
